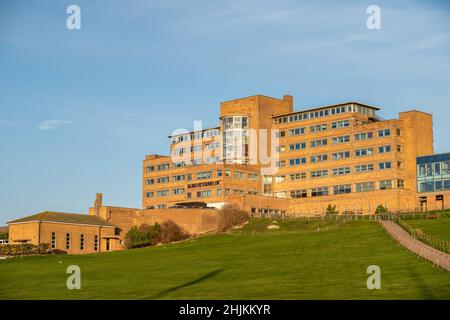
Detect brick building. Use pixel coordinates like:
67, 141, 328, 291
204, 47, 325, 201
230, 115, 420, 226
143, 94, 450, 215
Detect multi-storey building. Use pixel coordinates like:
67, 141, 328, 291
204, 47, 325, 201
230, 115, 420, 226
143, 94, 448, 215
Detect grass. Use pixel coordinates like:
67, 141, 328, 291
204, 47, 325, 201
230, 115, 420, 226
405, 215, 450, 242
0, 219, 449, 300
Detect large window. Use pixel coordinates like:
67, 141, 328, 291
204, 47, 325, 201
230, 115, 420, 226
289, 127, 306, 136
417, 154, 450, 193
310, 139, 327, 148
311, 187, 329, 197
290, 142, 307, 151
66, 233, 71, 250
51, 232, 56, 249
354, 132, 373, 141
290, 157, 307, 166
310, 154, 328, 163
332, 151, 350, 160
332, 135, 350, 144
80, 234, 85, 251
355, 148, 374, 157
333, 185, 352, 195
290, 189, 307, 198
356, 182, 375, 192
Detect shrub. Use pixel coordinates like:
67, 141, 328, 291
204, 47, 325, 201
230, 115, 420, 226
125, 224, 161, 249
0, 232, 8, 240
0, 243, 50, 256
217, 204, 249, 232
375, 204, 388, 214
326, 204, 338, 215
160, 220, 189, 243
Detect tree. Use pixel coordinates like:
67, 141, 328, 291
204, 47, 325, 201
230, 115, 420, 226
0, 232, 8, 240
326, 204, 338, 215
375, 204, 388, 214
217, 204, 249, 232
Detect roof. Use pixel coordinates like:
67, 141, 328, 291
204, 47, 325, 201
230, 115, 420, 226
272, 101, 380, 118
7, 211, 116, 227
417, 153, 450, 165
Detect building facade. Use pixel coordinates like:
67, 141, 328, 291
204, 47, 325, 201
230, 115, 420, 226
143, 94, 448, 215
8, 211, 119, 254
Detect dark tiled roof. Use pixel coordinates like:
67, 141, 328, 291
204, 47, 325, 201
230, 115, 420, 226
7, 211, 116, 227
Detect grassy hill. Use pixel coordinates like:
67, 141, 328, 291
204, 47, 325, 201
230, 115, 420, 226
405, 216, 450, 242
0, 219, 449, 300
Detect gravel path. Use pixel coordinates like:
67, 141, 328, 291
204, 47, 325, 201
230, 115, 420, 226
379, 221, 450, 272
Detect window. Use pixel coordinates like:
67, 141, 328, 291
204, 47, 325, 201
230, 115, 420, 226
156, 204, 167, 209
157, 163, 170, 171
289, 127, 306, 136
310, 139, 327, 148
173, 188, 185, 195
332, 151, 350, 160
197, 171, 212, 180
356, 182, 375, 192
274, 191, 287, 198
379, 180, 393, 190
217, 170, 222, 177
187, 174, 192, 181
355, 164, 374, 173
173, 175, 185, 181
290, 189, 307, 198
234, 171, 245, 179
225, 188, 231, 195
334, 185, 352, 195
355, 148, 374, 157
51, 232, 56, 249
187, 192, 192, 199
145, 192, 154, 198
397, 179, 405, 189
233, 189, 244, 195
310, 124, 327, 132
66, 233, 71, 250
157, 176, 169, 183
354, 132, 373, 141
146, 179, 154, 185
225, 170, 231, 177
378, 129, 391, 138
310, 154, 328, 163
289, 142, 306, 151
311, 170, 328, 178
379, 162, 392, 170
311, 187, 329, 197
378, 145, 391, 154
94, 235, 98, 251
248, 173, 258, 181
333, 167, 351, 176
290, 157, 307, 166
276, 145, 286, 152
290, 172, 307, 180
332, 135, 350, 144
276, 160, 286, 167
217, 189, 223, 196
157, 190, 169, 197
397, 145, 403, 153
146, 166, 155, 173
331, 120, 350, 129
197, 190, 212, 198
275, 175, 286, 183
397, 128, 402, 136
80, 234, 85, 251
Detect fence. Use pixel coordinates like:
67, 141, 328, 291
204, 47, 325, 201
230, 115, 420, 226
394, 217, 450, 254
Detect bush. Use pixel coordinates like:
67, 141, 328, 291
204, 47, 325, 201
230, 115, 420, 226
217, 204, 249, 232
125, 224, 162, 249
375, 204, 388, 214
0, 232, 8, 240
160, 220, 189, 243
0, 243, 50, 256
125, 221, 188, 248
326, 204, 338, 215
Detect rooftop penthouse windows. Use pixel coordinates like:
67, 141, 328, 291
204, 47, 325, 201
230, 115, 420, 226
273, 103, 377, 125
170, 129, 220, 144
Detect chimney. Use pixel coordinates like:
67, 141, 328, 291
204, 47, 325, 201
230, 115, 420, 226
283, 95, 293, 108
94, 193, 103, 216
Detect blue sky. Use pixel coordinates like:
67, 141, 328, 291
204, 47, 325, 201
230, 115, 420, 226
0, 0, 449, 224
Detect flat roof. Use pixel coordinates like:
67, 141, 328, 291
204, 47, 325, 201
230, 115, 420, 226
417, 153, 450, 164
272, 101, 380, 118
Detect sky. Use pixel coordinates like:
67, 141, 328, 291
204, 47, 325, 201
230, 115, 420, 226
0, 0, 449, 225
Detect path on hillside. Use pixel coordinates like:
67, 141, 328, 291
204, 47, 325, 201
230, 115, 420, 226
379, 221, 450, 272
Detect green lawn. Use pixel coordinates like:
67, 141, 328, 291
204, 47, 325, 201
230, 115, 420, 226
0, 219, 449, 300
406, 216, 450, 242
